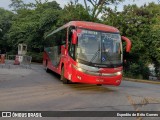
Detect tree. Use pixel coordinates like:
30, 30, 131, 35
145, 3, 160, 77
0, 8, 14, 53
83, 0, 124, 19
8, 0, 61, 55
9, 0, 24, 11
102, 3, 160, 79
57, 1, 92, 26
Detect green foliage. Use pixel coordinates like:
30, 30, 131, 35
27, 52, 43, 63
0, 8, 14, 53
8, 1, 61, 53
102, 3, 160, 78
57, 1, 92, 26
124, 61, 150, 79
83, 0, 124, 19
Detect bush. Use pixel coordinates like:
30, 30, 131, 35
27, 52, 43, 63
124, 62, 150, 79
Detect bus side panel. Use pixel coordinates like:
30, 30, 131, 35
43, 45, 70, 78
43, 48, 61, 74
63, 55, 73, 81
58, 46, 72, 81
43, 52, 47, 66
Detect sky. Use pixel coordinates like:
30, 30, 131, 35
0, 0, 159, 11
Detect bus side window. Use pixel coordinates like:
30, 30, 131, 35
61, 28, 67, 45
68, 26, 76, 59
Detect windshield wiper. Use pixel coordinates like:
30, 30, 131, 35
89, 48, 100, 64
89, 41, 101, 64
89, 41, 115, 67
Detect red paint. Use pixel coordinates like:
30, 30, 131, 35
121, 36, 132, 52
43, 21, 132, 86
0, 54, 5, 64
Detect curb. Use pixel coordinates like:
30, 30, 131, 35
123, 77, 160, 84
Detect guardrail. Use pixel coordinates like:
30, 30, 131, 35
0, 54, 32, 69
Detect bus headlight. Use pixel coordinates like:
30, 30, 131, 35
116, 71, 122, 75
102, 71, 122, 76
72, 63, 122, 76
72, 63, 99, 75
77, 67, 83, 72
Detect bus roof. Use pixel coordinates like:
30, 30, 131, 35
68, 21, 119, 33
46, 21, 119, 39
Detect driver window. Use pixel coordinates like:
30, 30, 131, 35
68, 26, 76, 59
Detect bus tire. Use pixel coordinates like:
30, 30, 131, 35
61, 66, 69, 84
97, 84, 102, 86
45, 67, 50, 73
45, 60, 50, 73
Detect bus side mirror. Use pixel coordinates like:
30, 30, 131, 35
72, 30, 77, 44
121, 36, 131, 52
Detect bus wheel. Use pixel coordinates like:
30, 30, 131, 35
61, 66, 69, 84
45, 61, 50, 73
97, 84, 102, 86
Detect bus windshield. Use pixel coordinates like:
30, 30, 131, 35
76, 29, 122, 67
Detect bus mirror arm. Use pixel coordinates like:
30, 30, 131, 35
72, 30, 77, 44
121, 36, 131, 53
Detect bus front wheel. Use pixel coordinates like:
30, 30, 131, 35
97, 84, 102, 86
61, 66, 69, 84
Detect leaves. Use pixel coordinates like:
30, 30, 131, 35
84, 0, 124, 19
8, 1, 61, 53
0, 8, 14, 53
102, 3, 160, 78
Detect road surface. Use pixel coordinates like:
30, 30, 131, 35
0, 64, 159, 120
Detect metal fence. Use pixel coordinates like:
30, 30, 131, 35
20, 55, 32, 68
0, 55, 32, 69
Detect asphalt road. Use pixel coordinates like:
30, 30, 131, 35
0, 64, 160, 120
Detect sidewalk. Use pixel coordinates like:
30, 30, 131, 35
123, 77, 160, 84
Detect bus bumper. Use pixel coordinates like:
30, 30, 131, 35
71, 69, 122, 86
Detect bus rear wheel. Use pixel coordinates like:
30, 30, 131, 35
61, 66, 69, 84
45, 60, 50, 73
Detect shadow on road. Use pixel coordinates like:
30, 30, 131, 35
47, 70, 117, 93
67, 84, 117, 93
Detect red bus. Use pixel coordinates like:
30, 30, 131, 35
43, 21, 131, 86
